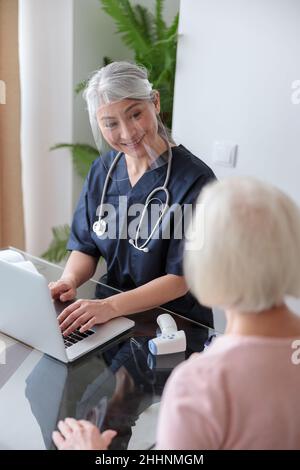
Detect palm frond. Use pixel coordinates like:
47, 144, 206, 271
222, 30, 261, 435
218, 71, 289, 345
155, 0, 166, 40
134, 5, 155, 44
100, 0, 150, 55
50, 143, 99, 179
75, 79, 88, 95
99, 0, 178, 128
165, 12, 179, 39
103, 56, 113, 66
41, 225, 70, 262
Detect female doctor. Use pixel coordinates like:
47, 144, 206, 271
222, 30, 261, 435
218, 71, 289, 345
49, 61, 215, 336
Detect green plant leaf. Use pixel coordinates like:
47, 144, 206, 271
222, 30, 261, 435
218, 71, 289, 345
155, 0, 166, 40
103, 56, 113, 66
75, 79, 88, 95
100, 0, 151, 55
50, 143, 99, 179
41, 225, 71, 262
134, 5, 155, 44
165, 12, 179, 38
99, 0, 178, 129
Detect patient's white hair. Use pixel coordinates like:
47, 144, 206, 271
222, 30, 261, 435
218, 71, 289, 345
184, 177, 300, 313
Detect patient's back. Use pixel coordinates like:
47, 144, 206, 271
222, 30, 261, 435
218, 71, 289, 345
157, 334, 300, 449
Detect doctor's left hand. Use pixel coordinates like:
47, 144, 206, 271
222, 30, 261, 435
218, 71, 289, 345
58, 298, 118, 336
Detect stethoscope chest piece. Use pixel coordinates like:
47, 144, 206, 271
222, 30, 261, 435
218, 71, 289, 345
93, 219, 106, 238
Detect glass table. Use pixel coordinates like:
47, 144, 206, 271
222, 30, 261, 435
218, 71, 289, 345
0, 250, 218, 450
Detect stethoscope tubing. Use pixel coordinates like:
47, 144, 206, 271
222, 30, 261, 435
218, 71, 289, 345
93, 142, 173, 252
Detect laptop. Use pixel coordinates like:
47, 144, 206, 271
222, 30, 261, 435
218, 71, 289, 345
0, 259, 135, 363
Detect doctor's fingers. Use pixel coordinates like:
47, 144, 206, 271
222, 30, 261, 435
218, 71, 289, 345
49, 281, 70, 299
62, 313, 93, 336
79, 316, 97, 333
60, 307, 88, 333
58, 299, 86, 324
60, 288, 76, 302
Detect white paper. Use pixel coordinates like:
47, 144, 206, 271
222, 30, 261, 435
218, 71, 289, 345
15, 261, 39, 274
0, 249, 39, 274
0, 250, 25, 263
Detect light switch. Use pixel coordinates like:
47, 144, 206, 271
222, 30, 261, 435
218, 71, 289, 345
212, 141, 238, 167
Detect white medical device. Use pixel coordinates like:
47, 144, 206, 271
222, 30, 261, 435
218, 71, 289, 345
148, 313, 186, 355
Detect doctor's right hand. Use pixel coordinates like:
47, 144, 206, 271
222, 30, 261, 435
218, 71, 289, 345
48, 277, 77, 302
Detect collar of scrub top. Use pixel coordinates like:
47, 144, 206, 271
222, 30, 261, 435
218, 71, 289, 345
115, 150, 170, 192
93, 142, 173, 253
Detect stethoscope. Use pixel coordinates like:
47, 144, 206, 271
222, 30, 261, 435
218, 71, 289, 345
93, 145, 172, 253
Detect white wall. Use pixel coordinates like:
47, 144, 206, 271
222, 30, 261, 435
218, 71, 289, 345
173, 0, 300, 321
19, 0, 73, 256
173, 0, 300, 203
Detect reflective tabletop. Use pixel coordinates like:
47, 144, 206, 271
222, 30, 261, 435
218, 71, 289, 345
0, 250, 217, 450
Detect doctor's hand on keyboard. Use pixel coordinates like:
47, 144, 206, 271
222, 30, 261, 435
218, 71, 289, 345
57, 297, 118, 336
49, 276, 120, 336
48, 277, 77, 302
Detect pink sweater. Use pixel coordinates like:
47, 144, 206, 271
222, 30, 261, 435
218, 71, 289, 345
156, 335, 300, 449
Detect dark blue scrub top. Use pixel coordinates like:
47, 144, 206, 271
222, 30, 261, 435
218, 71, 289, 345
67, 145, 215, 327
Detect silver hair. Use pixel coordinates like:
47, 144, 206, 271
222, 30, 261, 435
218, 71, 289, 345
184, 177, 300, 313
83, 61, 168, 152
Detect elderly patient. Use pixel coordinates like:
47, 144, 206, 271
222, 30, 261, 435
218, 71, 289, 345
53, 177, 300, 450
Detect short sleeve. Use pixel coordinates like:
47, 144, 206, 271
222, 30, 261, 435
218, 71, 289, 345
165, 173, 215, 276
156, 357, 226, 450
67, 173, 101, 259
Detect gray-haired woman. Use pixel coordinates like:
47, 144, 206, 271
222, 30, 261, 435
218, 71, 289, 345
49, 61, 215, 336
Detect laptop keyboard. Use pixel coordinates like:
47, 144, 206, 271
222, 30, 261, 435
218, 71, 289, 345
63, 329, 95, 349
